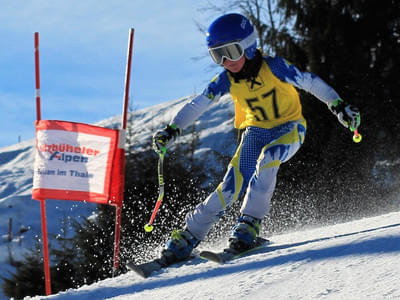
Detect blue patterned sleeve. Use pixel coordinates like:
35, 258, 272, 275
203, 70, 231, 101
171, 71, 231, 130
266, 56, 340, 103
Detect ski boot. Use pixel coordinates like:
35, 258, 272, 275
228, 214, 261, 253
160, 228, 200, 265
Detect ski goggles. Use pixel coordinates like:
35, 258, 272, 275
208, 42, 245, 65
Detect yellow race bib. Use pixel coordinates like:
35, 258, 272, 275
228, 60, 303, 129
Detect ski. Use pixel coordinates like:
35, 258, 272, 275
200, 237, 270, 264
127, 254, 197, 278
127, 238, 270, 277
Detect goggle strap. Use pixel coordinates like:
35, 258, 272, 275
240, 29, 258, 50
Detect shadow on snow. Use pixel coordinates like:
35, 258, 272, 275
53, 222, 400, 299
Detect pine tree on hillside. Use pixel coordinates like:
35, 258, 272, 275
2, 235, 85, 299
2, 241, 45, 299
218, 0, 400, 227
275, 0, 400, 214
68, 205, 117, 281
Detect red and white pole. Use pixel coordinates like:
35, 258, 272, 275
34, 32, 41, 121
122, 28, 134, 130
34, 32, 52, 296
112, 28, 134, 275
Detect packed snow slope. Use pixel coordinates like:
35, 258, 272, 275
27, 211, 400, 300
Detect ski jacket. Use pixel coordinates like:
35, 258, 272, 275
171, 52, 340, 130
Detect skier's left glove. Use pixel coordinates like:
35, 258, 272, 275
328, 98, 361, 131
152, 124, 180, 155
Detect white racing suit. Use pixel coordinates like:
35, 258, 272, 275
170, 54, 340, 240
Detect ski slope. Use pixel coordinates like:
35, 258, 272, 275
27, 211, 400, 300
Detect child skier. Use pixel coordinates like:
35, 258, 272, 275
152, 13, 360, 263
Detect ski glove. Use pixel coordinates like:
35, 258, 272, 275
152, 124, 180, 154
328, 98, 361, 131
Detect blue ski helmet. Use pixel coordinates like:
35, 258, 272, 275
206, 13, 258, 59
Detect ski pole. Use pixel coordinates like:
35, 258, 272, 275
144, 152, 165, 232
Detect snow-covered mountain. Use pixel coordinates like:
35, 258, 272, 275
26, 211, 400, 300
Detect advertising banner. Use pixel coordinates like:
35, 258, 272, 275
32, 120, 122, 205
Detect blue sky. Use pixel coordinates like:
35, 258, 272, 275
0, 0, 229, 147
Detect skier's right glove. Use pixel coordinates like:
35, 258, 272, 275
152, 124, 180, 155
328, 98, 361, 132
